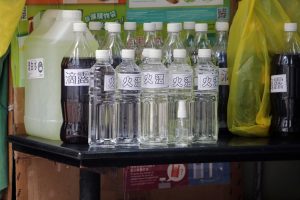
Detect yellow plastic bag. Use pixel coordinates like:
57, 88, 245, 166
227, 0, 291, 137
0, 0, 25, 57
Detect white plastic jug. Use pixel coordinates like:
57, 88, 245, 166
24, 10, 97, 140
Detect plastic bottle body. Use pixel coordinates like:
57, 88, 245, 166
168, 56, 193, 146
193, 55, 218, 143
140, 54, 169, 147
115, 57, 141, 147
89, 57, 116, 147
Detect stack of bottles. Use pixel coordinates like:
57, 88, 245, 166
24, 14, 231, 147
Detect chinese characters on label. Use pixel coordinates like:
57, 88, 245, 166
27, 58, 44, 79
104, 75, 115, 91
271, 74, 287, 93
64, 69, 90, 86
142, 72, 168, 88
219, 68, 229, 86
198, 74, 218, 91
118, 74, 141, 90
170, 74, 193, 89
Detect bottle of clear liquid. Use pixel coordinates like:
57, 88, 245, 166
168, 49, 193, 147
141, 49, 169, 147
193, 49, 218, 143
102, 23, 124, 68
89, 21, 103, 48
162, 23, 184, 67
115, 49, 141, 147
61, 22, 95, 144
213, 22, 229, 132
143, 23, 157, 49
154, 22, 164, 48
192, 23, 211, 66
183, 22, 195, 64
123, 22, 137, 50
141, 48, 151, 65
270, 23, 300, 136
89, 50, 116, 147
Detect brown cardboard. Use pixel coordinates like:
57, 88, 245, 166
13, 87, 25, 135
14, 152, 79, 200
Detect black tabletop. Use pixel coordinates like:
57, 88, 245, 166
8, 134, 300, 167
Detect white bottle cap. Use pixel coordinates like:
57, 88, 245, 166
144, 22, 156, 31
96, 50, 109, 60
107, 23, 121, 33
154, 22, 163, 30
284, 23, 297, 32
142, 48, 151, 58
215, 22, 229, 31
73, 22, 87, 32
104, 22, 112, 31
177, 100, 187, 118
195, 23, 208, 32
89, 21, 102, 30
173, 49, 186, 58
124, 22, 137, 31
184, 22, 195, 30
121, 49, 135, 59
148, 49, 162, 59
57, 10, 82, 20
198, 49, 211, 58
167, 23, 182, 32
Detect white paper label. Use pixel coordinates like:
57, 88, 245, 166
271, 74, 287, 93
117, 73, 141, 90
198, 74, 218, 91
64, 69, 90, 86
27, 58, 45, 79
104, 75, 115, 91
219, 68, 229, 85
142, 72, 168, 89
169, 73, 193, 89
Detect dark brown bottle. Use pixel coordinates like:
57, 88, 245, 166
61, 57, 95, 143
60, 22, 95, 144
270, 23, 300, 137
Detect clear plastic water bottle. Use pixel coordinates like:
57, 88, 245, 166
115, 49, 141, 147
89, 21, 103, 48
193, 49, 218, 143
213, 22, 229, 132
168, 49, 193, 147
123, 22, 137, 50
60, 22, 95, 144
141, 49, 169, 147
89, 50, 116, 147
192, 23, 211, 66
141, 48, 151, 65
162, 23, 184, 67
154, 22, 164, 48
143, 23, 157, 49
183, 22, 195, 64
102, 23, 124, 68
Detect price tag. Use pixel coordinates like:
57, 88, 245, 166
104, 75, 115, 91
64, 69, 90, 86
219, 68, 229, 86
27, 58, 44, 79
169, 73, 193, 89
198, 74, 218, 91
271, 74, 287, 93
142, 72, 168, 89
117, 74, 141, 90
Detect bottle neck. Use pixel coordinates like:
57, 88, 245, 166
96, 58, 110, 63
145, 31, 156, 40
216, 31, 228, 45
105, 32, 123, 48
284, 31, 300, 54
70, 31, 92, 58
195, 31, 208, 41
197, 57, 212, 64
121, 58, 135, 63
147, 57, 162, 64
173, 57, 188, 64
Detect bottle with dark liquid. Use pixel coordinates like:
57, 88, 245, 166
270, 22, 300, 136
213, 22, 229, 133
61, 22, 95, 144
102, 23, 124, 68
